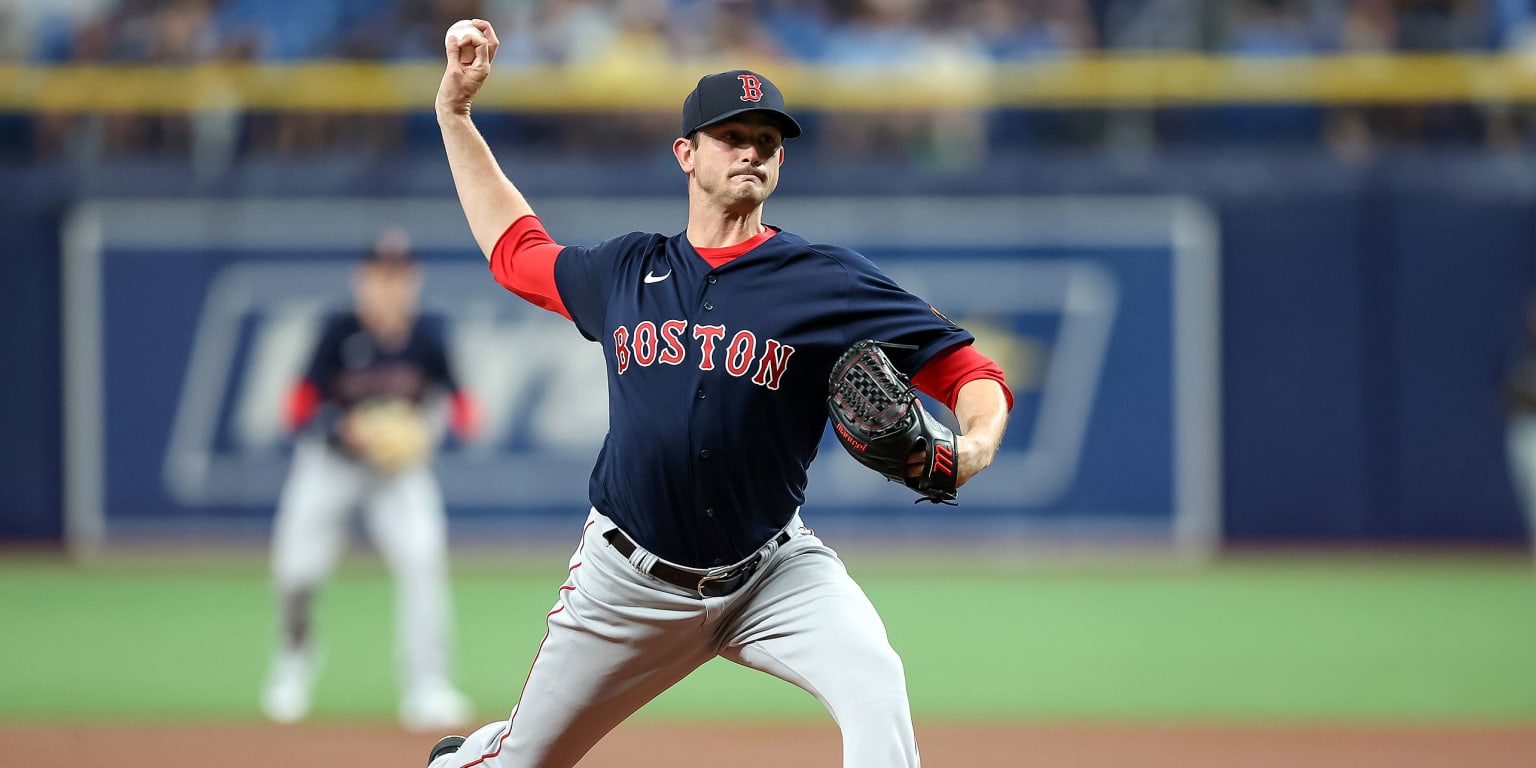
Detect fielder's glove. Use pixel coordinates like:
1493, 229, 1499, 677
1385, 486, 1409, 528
827, 340, 959, 504
346, 399, 431, 475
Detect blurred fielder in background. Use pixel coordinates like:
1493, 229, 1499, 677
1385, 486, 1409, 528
262, 227, 481, 731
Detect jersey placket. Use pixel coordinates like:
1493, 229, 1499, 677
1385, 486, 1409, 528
688, 268, 728, 565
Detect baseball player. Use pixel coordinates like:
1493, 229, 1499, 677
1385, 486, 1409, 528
261, 227, 480, 732
428, 19, 1012, 768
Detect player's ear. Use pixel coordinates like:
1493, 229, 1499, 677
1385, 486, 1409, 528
673, 137, 694, 174
777, 145, 785, 166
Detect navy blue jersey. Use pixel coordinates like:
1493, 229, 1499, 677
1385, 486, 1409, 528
554, 227, 972, 568
302, 312, 459, 445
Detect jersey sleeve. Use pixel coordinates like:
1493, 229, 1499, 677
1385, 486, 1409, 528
415, 314, 480, 439
301, 314, 350, 395
826, 245, 975, 375
553, 231, 663, 342
416, 315, 460, 393
294, 314, 350, 438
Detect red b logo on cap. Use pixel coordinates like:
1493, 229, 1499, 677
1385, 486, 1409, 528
738, 74, 763, 102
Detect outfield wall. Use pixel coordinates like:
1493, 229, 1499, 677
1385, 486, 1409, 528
1, 150, 1532, 544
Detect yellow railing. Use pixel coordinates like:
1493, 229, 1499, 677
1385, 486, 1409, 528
5, 54, 1536, 113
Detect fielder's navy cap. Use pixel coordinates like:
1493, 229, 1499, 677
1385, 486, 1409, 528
681, 69, 802, 140
363, 226, 414, 266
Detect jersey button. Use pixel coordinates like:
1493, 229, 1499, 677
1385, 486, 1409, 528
702, 301, 714, 311
707, 276, 718, 285
705, 508, 714, 517
698, 449, 711, 459
696, 389, 706, 400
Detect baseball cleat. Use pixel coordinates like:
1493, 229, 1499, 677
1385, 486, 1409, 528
427, 735, 467, 766
260, 646, 318, 724
400, 679, 473, 732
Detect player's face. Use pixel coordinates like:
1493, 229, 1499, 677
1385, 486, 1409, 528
354, 261, 421, 324
684, 115, 783, 209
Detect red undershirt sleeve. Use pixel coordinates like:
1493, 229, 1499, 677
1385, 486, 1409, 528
912, 342, 1015, 413
285, 380, 321, 432
449, 391, 481, 441
488, 214, 570, 319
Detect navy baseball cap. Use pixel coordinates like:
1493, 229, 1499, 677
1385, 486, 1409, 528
681, 70, 802, 140
364, 226, 414, 267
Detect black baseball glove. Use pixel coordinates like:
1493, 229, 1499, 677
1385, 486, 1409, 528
827, 339, 959, 504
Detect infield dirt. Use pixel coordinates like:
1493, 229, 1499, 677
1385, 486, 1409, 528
4, 722, 1534, 767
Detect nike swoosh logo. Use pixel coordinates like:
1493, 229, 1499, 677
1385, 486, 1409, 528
643, 270, 671, 284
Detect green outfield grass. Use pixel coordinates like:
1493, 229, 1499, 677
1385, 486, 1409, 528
1, 551, 1533, 724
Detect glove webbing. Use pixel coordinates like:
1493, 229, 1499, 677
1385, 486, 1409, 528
835, 355, 915, 435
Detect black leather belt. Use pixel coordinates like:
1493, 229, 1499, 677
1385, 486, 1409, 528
603, 527, 791, 598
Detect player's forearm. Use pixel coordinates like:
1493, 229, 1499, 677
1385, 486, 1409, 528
953, 378, 1009, 481
438, 112, 534, 260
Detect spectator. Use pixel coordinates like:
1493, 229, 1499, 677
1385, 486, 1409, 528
692, 0, 791, 61
1485, 0, 1536, 149
10, 0, 1531, 162
1324, 0, 1488, 160
1206, 0, 1329, 148
969, 0, 1096, 58
32, 0, 221, 163
1394, 0, 1492, 50
815, 0, 998, 165
539, 0, 620, 63
759, 0, 833, 58
1098, 0, 1220, 50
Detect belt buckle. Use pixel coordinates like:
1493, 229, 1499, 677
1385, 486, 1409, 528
695, 569, 731, 599
695, 555, 759, 599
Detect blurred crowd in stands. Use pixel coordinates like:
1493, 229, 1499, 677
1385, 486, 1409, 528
2, 0, 1535, 166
